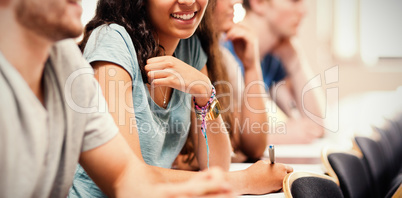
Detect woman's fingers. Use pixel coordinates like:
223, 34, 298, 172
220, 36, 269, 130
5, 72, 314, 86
149, 78, 171, 87
284, 165, 294, 173
145, 55, 211, 96
145, 61, 174, 72
147, 69, 174, 80
147, 56, 171, 64
148, 69, 186, 89
225, 24, 254, 42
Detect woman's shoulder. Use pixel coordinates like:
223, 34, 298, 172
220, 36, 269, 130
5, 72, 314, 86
84, 23, 136, 56
83, 23, 138, 79
89, 23, 132, 44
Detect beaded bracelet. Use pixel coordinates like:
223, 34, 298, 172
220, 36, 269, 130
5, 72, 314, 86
193, 86, 216, 169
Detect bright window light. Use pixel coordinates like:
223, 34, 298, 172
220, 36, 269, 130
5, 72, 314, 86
333, 0, 358, 60
233, 3, 246, 23
81, 1, 97, 27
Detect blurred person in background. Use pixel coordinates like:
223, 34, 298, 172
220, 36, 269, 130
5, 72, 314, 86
214, 0, 269, 161
224, 0, 325, 144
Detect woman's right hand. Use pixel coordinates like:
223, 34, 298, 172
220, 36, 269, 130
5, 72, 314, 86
145, 56, 212, 106
243, 160, 293, 194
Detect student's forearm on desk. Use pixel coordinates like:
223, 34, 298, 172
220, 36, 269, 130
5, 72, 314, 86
152, 166, 245, 190
152, 160, 290, 195
151, 166, 258, 195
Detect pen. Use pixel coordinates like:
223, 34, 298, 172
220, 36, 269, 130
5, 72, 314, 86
269, 145, 275, 164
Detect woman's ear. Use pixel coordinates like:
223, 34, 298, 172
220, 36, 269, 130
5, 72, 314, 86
248, 0, 269, 16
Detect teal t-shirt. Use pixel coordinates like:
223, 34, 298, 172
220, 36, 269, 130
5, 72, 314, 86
69, 24, 207, 197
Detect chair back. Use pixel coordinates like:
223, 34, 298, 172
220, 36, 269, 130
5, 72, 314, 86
354, 136, 389, 197
374, 124, 402, 175
283, 171, 344, 198
322, 147, 374, 198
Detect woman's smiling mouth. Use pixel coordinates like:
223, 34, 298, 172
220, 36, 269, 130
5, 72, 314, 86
171, 12, 197, 20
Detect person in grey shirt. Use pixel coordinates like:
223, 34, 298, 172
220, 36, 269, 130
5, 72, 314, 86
0, 0, 233, 197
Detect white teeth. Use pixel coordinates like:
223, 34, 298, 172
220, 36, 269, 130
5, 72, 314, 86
172, 13, 195, 20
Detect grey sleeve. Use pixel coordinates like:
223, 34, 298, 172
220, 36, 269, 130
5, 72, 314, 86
83, 24, 137, 80
81, 76, 119, 152
55, 39, 120, 152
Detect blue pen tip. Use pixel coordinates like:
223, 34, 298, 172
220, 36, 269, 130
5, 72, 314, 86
269, 145, 273, 149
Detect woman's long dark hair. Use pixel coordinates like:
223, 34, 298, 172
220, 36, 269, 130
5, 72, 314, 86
79, 0, 161, 83
179, 0, 235, 169
197, 1, 234, 151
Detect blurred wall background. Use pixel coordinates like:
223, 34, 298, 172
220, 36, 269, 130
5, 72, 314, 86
297, 0, 402, 99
